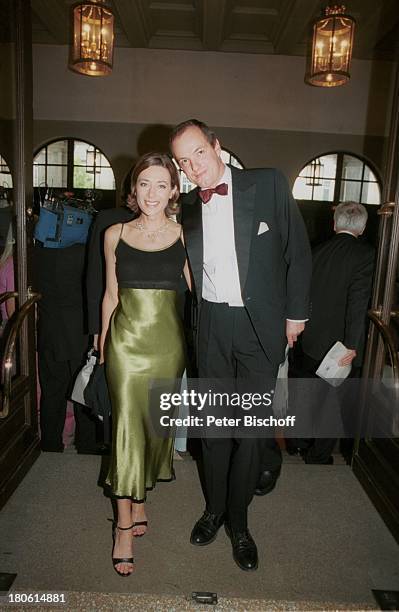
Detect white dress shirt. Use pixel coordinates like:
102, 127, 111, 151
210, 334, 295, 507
202, 165, 243, 306
201, 164, 306, 323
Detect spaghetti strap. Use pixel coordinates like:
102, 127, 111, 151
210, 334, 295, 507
117, 223, 124, 245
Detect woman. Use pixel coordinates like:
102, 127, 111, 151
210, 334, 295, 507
100, 152, 190, 576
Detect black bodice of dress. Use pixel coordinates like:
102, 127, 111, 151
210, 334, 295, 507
116, 237, 186, 291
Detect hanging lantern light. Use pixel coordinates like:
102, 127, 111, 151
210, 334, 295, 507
306, 5, 355, 87
69, 0, 114, 77
306, 158, 324, 186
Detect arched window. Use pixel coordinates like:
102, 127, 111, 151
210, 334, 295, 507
179, 148, 244, 194
33, 138, 116, 208
293, 152, 381, 206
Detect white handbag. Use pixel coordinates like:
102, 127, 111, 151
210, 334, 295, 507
71, 348, 98, 406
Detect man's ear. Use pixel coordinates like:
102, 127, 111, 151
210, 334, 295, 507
214, 138, 222, 156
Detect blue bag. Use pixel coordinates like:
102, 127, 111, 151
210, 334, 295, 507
34, 203, 93, 248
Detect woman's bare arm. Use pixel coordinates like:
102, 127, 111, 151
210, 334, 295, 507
99, 225, 120, 362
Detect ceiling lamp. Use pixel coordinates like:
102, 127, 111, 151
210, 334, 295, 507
306, 5, 355, 87
306, 158, 324, 186
69, 0, 114, 77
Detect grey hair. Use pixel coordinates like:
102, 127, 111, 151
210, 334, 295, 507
334, 201, 368, 235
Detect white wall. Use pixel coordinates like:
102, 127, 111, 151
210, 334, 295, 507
33, 45, 394, 138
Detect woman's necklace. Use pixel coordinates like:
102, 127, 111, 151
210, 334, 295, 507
134, 219, 169, 243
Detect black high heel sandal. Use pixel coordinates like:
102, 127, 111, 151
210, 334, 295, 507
112, 524, 135, 576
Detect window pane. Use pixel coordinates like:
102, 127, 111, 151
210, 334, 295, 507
313, 178, 335, 202
292, 177, 313, 200
342, 155, 364, 180
73, 166, 95, 189
33, 149, 46, 165
47, 140, 68, 165
299, 154, 337, 180
99, 153, 111, 167
74, 141, 90, 166
361, 182, 381, 205
0, 173, 10, 187
33, 165, 46, 187
221, 150, 244, 169
180, 172, 196, 194
340, 180, 361, 202
46, 165, 67, 188
363, 165, 378, 182
95, 167, 115, 189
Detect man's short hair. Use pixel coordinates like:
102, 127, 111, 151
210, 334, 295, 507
169, 119, 217, 149
334, 201, 368, 235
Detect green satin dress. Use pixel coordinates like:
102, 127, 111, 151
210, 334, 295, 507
105, 232, 186, 500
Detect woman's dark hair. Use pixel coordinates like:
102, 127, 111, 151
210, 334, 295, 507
127, 152, 180, 217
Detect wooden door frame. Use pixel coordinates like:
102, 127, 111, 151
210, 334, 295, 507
0, 0, 40, 510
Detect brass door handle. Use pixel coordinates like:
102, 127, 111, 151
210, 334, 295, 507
367, 310, 399, 383
0, 291, 18, 306
0, 292, 41, 419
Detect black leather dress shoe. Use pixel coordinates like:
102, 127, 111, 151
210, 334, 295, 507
190, 511, 225, 546
254, 467, 281, 496
225, 524, 258, 571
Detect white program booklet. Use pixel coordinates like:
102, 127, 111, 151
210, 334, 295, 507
316, 341, 352, 387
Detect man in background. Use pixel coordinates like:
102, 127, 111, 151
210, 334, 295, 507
291, 201, 375, 464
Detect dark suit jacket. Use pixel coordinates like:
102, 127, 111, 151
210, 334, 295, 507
181, 166, 312, 365
86, 206, 135, 335
33, 244, 88, 361
302, 232, 375, 367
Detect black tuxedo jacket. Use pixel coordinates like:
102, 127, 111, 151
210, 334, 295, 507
181, 166, 312, 365
302, 232, 375, 367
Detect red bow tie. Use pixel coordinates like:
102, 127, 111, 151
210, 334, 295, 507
199, 182, 228, 204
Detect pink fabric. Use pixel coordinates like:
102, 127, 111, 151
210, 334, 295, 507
0, 256, 14, 321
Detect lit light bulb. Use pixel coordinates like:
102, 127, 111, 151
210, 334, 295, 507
326, 73, 333, 82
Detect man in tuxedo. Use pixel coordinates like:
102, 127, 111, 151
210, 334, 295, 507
170, 119, 312, 571
291, 201, 375, 464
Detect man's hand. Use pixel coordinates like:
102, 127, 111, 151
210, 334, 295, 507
338, 349, 356, 366
286, 320, 305, 348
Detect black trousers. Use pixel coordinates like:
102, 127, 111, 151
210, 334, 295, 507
38, 351, 99, 452
197, 301, 281, 530
290, 350, 360, 463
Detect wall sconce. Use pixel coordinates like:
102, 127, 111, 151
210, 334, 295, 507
306, 158, 324, 186
69, 0, 114, 77
86, 147, 101, 173
306, 5, 355, 87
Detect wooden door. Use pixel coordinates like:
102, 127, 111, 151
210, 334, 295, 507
0, 0, 40, 510
352, 66, 399, 543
